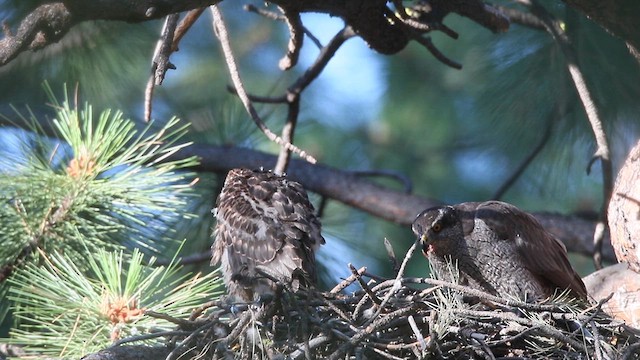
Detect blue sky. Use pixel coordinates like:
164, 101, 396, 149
298, 14, 386, 128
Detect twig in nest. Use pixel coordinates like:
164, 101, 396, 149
621, 342, 640, 359
408, 315, 427, 351
189, 300, 219, 321
210, 5, 316, 165
145, 310, 197, 328
411, 277, 576, 312
289, 335, 332, 360
590, 320, 604, 360
166, 321, 217, 360
384, 238, 400, 273
454, 308, 589, 352
329, 306, 416, 360
349, 263, 382, 306
112, 330, 190, 347
363, 238, 420, 325
330, 266, 366, 294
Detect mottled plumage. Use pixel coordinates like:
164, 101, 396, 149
211, 168, 325, 302
412, 201, 588, 301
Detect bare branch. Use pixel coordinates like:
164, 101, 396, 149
144, 9, 204, 121
209, 5, 316, 165
288, 27, 355, 99
0, 3, 73, 66
154, 14, 179, 86
495, 5, 546, 31
353, 169, 413, 194
412, 35, 462, 69
243, 4, 323, 49
172, 8, 206, 52
144, 14, 179, 121
278, 7, 304, 71
274, 97, 299, 175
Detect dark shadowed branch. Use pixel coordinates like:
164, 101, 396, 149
0, 0, 508, 69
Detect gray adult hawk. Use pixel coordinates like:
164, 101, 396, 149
412, 201, 588, 302
211, 168, 325, 302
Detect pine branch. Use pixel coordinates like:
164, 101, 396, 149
6, 248, 222, 358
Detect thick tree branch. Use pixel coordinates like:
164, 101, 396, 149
1, 0, 508, 68
172, 143, 616, 262
0, 3, 73, 66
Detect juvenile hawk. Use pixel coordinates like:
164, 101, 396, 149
211, 168, 325, 302
412, 201, 588, 301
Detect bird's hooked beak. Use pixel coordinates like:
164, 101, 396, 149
419, 233, 434, 254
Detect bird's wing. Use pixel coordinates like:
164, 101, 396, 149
475, 200, 587, 300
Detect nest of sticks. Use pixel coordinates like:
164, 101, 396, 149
156, 241, 640, 360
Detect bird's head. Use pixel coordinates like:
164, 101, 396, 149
412, 205, 463, 257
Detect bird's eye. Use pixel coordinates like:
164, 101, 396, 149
432, 223, 442, 233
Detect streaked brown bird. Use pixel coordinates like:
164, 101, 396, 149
211, 168, 325, 302
412, 201, 588, 301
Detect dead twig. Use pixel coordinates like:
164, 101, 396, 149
209, 5, 316, 165
144, 14, 179, 122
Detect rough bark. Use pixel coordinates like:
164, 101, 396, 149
583, 263, 640, 328
608, 139, 640, 272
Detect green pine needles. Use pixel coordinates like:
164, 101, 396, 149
7, 248, 222, 358
0, 85, 198, 274
0, 85, 222, 358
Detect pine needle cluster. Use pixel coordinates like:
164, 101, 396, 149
0, 85, 196, 274
0, 85, 224, 358
7, 248, 222, 358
